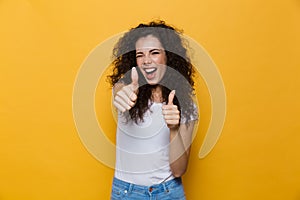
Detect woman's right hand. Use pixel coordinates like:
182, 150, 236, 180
113, 67, 139, 112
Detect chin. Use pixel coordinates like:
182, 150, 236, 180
147, 82, 158, 85
146, 79, 160, 85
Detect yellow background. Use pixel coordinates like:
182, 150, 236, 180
1, 0, 300, 199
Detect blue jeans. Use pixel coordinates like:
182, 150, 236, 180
111, 177, 186, 200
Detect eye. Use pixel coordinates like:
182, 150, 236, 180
151, 51, 160, 55
136, 54, 143, 58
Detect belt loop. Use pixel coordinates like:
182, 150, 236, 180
128, 183, 133, 193
162, 182, 169, 193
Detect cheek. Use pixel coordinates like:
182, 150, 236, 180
137, 57, 145, 67
137, 66, 143, 73
160, 66, 167, 76
154, 56, 166, 65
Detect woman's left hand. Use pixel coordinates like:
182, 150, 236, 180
162, 90, 180, 129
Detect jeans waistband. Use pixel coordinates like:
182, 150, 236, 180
112, 177, 182, 195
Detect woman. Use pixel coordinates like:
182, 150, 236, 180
108, 20, 198, 200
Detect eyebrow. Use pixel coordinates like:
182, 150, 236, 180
136, 48, 162, 54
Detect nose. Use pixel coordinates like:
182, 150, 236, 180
143, 54, 152, 65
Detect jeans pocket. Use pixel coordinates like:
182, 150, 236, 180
111, 186, 125, 200
168, 184, 186, 200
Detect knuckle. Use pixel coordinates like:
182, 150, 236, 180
129, 101, 135, 107
115, 96, 120, 101
118, 90, 125, 96
113, 101, 118, 107
130, 93, 137, 101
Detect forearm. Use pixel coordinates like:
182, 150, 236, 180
169, 122, 194, 177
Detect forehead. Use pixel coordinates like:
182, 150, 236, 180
135, 35, 163, 51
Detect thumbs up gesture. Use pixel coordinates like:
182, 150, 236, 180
162, 90, 180, 129
113, 67, 139, 112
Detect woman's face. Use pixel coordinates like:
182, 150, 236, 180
135, 35, 167, 85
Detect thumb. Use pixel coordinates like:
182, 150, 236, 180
131, 67, 139, 87
168, 90, 175, 105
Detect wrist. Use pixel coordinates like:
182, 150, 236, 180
169, 125, 180, 140
113, 82, 124, 97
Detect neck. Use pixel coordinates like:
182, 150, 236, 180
151, 86, 163, 103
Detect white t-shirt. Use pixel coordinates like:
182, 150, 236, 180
114, 101, 198, 186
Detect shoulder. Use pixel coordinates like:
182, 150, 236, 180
180, 101, 199, 124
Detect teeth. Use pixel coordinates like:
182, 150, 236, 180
145, 68, 156, 73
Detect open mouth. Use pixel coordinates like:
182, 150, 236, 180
144, 68, 157, 75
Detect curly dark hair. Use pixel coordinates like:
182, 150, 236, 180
108, 20, 196, 124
